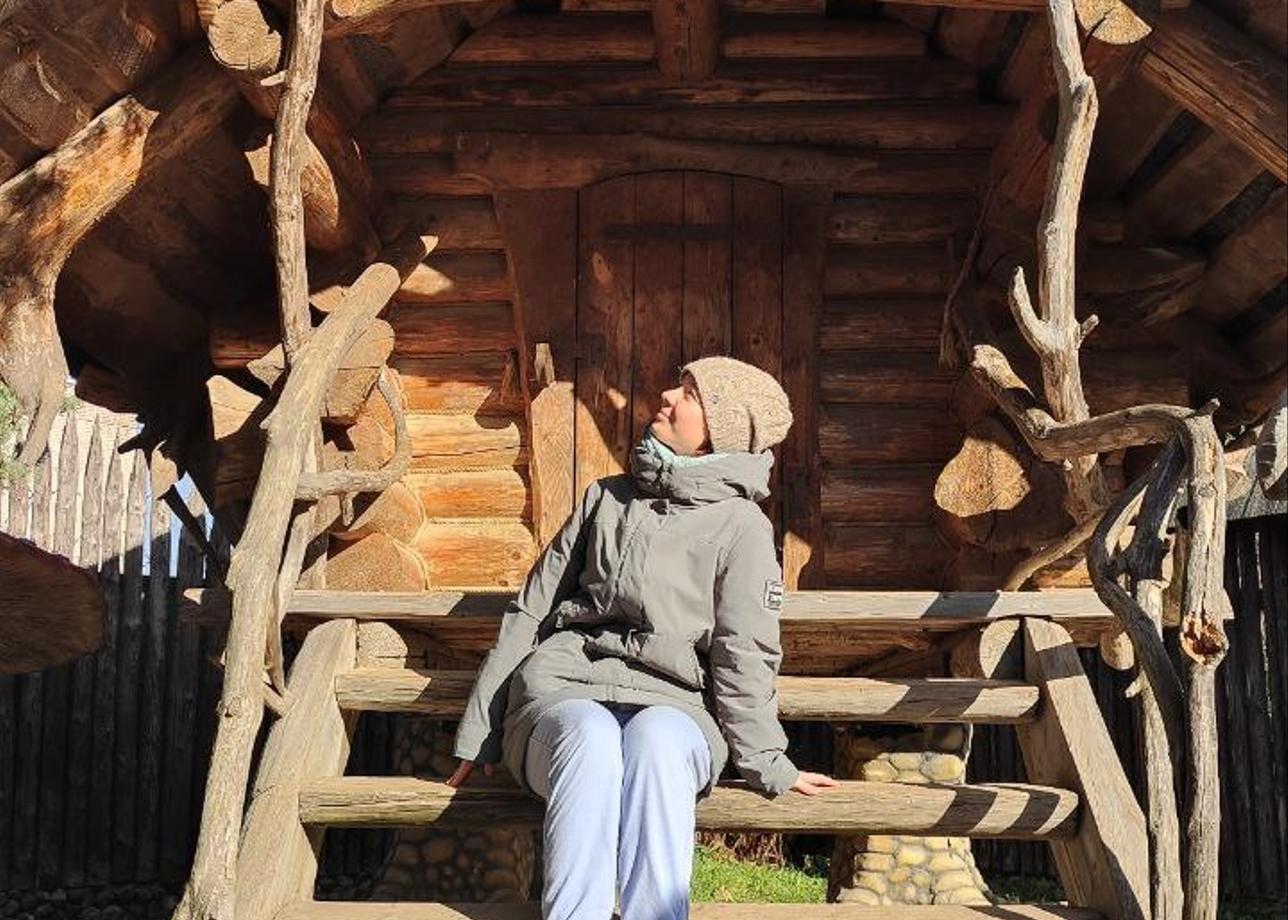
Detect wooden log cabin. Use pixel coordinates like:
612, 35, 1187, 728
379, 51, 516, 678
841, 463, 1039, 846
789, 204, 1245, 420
0, 0, 1284, 917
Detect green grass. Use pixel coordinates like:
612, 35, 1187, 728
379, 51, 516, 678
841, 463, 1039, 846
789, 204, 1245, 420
690, 847, 1286, 919
691, 845, 827, 903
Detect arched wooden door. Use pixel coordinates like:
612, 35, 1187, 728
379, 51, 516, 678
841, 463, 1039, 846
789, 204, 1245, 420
574, 171, 787, 524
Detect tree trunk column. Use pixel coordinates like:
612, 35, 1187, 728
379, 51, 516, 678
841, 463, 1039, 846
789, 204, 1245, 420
828, 724, 991, 906
371, 717, 536, 901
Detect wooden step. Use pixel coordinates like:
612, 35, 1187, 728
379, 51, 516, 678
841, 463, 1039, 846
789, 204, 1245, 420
299, 777, 1079, 838
277, 903, 1103, 920
335, 669, 1042, 723
186, 588, 1115, 642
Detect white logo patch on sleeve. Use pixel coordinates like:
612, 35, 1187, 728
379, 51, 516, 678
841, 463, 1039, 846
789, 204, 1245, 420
762, 578, 784, 611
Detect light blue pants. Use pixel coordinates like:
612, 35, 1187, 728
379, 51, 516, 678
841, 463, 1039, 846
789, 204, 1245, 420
523, 698, 712, 920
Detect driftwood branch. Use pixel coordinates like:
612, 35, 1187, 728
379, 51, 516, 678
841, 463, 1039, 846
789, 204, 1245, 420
1001, 508, 1102, 590
172, 3, 429, 917
1092, 441, 1186, 916
271, 0, 326, 363
174, 228, 428, 920
950, 2, 1231, 918
1003, 0, 1111, 523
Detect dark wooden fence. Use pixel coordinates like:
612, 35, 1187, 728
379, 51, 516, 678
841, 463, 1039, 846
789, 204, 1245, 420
0, 413, 389, 895
2, 411, 1285, 900
0, 414, 224, 891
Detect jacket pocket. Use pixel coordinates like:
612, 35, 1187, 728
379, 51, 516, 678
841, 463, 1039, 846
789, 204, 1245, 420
509, 630, 594, 706
582, 627, 707, 690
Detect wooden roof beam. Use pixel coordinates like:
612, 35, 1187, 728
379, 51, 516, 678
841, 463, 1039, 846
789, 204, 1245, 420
324, 0, 490, 38
653, 0, 719, 83
1141, 3, 1288, 182
0, 48, 239, 467
204, 0, 378, 258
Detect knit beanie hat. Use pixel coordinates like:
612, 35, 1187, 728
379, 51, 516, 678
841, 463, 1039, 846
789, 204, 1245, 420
681, 356, 793, 454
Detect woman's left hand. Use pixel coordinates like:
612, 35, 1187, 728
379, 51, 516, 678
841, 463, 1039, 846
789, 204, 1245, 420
790, 771, 841, 796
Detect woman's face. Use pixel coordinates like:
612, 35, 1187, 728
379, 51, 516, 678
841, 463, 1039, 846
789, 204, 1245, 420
652, 373, 711, 456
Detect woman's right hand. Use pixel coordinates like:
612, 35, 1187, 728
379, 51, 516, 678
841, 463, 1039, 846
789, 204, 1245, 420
790, 771, 840, 796
446, 759, 494, 787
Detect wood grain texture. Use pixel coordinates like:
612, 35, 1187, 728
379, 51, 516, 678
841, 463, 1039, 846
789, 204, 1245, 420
1016, 619, 1148, 920
781, 185, 830, 590
576, 175, 636, 493
365, 105, 1011, 154
495, 188, 579, 545
300, 776, 1079, 837
1142, 3, 1287, 181
235, 619, 357, 920
279, 903, 1103, 920
336, 668, 1041, 722
393, 62, 978, 108
453, 133, 988, 194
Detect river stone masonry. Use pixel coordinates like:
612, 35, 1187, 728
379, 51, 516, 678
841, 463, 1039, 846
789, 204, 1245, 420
828, 723, 991, 906
370, 717, 536, 902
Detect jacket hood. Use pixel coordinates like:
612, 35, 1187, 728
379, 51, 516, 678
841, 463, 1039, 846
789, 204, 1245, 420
629, 424, 773, 504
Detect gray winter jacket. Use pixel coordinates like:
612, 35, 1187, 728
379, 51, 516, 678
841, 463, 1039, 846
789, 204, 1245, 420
452, 433, 799, 799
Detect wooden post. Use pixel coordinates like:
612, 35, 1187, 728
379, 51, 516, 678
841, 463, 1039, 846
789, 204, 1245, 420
1016, 617, 1149, 920
494, 190, 579, 546
173, 235, 429, 920
780, 185, 829, 590
235, 618, 357, 920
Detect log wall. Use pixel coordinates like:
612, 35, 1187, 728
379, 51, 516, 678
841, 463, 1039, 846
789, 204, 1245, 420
350, 8, 999, 591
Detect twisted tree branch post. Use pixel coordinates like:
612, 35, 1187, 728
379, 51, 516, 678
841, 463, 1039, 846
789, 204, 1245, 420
1098, 439, 1187, 918
949, 4, 1230, 917
975, 334, 1229, 920
1005, 0, 1112, 522
1176, 415, 1229, 920
295, 369, 410, 500
173, 233, 427, 920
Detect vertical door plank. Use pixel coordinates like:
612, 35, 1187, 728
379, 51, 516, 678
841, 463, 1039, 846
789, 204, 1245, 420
495, 189, 579, 545
631, 172, 685, 447
781, 185, 830, 589
681, 172, 731, 363
731, 176, 784, 530
576, 175, 636, 494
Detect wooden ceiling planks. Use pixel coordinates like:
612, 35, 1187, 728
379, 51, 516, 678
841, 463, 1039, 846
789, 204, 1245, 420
1201, 0, 1288, 56
1123, 127, 1265, 244
1196, 187, 1288, 328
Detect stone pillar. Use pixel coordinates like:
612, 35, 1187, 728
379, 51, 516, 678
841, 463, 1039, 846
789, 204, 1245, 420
828, 724, 991, 906
370, 717, 536, 901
